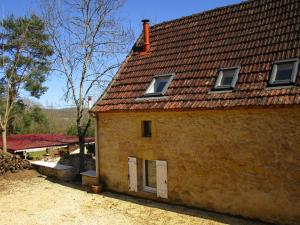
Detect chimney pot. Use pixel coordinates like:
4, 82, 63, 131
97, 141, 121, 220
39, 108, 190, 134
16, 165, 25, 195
142, 19, 150, 53
142, 19, 150, 23
88, 96, 92, 109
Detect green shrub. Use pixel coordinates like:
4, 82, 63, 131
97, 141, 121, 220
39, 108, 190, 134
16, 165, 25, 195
27, 150, 47, 160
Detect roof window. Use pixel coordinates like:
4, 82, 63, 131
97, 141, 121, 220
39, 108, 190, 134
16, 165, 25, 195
268, 59, 299, 87
212, 67, 240, 91
145, 74, 174, 96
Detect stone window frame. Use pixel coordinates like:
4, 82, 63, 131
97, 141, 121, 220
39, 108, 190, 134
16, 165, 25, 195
212, 66, 241, 92
143, 160, 157, 193
268, 58, 299, 87
144, 73, 175, 97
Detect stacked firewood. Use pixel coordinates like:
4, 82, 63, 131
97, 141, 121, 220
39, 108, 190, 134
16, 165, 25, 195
0, 154, 31, 176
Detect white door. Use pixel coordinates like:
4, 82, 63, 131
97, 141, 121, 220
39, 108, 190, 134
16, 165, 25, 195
156, 160, 168, 199
128, 157, 138, 192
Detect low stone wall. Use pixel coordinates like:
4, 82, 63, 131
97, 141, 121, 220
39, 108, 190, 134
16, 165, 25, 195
81, 170, 98, 186
82, 175, 97, 186
32, 162, 76, 182
59, 153, 95, 173
30, 153, 95, 182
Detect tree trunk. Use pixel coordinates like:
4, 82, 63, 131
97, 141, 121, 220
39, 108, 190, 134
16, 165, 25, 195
1, 127, 7, 153
78, 134, 85, 172
7, 120, 14, 135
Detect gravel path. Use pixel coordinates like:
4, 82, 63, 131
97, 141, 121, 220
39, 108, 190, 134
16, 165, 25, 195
0, 170, 267, 225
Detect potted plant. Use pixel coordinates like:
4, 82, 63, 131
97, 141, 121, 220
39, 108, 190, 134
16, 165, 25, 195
91, 183, 103, 194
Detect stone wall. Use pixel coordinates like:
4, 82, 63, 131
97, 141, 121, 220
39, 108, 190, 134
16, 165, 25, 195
34, 164, 76, 181
97, 107, 300, 225
59, 153, 95, 173
82, 174, 98, 186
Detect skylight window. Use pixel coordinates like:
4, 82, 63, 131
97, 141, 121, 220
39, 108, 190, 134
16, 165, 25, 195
213, 67, 240, 91
145, 74, 174, 96
268, 59, 299, 86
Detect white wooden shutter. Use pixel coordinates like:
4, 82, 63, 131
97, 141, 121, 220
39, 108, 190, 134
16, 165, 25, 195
128, 157, 138, 192
156, 160, 168, 199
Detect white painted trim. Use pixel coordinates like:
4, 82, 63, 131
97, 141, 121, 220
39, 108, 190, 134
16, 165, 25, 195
15, 146, 69, 153
11, 142, 94, 153
156, 160, 168, 199
80, 170, 96, 177
128, 157, 138, 192
14, 147, 48, 153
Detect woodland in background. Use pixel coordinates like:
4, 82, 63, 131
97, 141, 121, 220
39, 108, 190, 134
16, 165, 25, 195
0, 99, 94, 136
44, 106, 95, 137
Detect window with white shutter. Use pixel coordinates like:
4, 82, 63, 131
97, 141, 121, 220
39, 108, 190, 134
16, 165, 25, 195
156, 160, 168, 199
128, 157, 138, 192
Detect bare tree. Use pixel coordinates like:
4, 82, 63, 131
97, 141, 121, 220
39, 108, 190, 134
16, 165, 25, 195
41, 0, 133, 171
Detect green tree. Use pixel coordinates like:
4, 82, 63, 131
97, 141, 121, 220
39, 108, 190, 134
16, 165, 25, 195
6, 99, 26, 134
13, 105, 50, 134
66, 119, 94, 137
0, 14, 53, 152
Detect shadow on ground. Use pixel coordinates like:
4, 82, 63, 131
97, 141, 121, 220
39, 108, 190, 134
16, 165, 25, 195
43, 173, 271, 225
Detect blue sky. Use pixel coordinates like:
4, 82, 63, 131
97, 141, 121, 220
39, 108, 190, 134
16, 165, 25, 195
0, 0, 243, 108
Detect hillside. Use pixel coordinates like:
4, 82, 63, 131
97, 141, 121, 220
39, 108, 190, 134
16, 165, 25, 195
42, 108, 94, 136
42, 108, 77, 134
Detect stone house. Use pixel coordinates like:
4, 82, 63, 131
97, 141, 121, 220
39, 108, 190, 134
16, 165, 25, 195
90, 0, 300, 224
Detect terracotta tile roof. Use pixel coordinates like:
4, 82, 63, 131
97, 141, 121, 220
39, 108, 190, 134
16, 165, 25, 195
92, 0, 300, 112
0, 134, 95, 152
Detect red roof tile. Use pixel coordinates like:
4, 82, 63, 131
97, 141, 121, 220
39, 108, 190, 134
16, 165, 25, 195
92, 0, 300, 113
0, 134, 95, 152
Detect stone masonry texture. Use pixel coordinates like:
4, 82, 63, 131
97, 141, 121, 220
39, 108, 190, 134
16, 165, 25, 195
97, 107, 300, 225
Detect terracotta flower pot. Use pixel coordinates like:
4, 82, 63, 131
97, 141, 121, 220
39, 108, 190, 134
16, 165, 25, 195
91, 184, 102, 194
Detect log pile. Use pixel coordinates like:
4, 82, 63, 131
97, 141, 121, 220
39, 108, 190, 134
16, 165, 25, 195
0, 153, 31, 176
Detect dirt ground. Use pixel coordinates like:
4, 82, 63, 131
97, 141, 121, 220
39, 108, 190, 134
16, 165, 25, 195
0, 170, 268, 225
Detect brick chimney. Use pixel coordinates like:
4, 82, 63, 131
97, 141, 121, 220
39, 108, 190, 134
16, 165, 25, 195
142, 19, 150, 53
